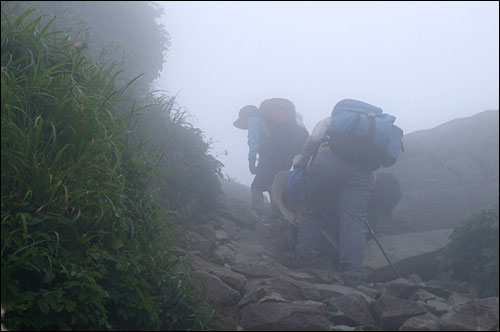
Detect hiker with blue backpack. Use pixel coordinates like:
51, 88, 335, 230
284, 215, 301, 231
233, 98, 309, 220
291, 99, 403, 286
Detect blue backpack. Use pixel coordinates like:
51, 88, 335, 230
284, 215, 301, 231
285, 168, 307, 203
325, 99, 403, 169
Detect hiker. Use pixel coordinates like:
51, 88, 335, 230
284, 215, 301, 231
322, 172, 402, 243
292, 99, 403, 286
233, 98, 309, 219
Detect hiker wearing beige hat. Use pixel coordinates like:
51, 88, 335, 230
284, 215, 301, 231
233, 99, 309, 219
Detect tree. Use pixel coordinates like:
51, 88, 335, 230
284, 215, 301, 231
12, 1, 170, 88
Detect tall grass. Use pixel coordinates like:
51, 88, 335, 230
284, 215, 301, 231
1, 7, 215, 330
122, 92, 224, 217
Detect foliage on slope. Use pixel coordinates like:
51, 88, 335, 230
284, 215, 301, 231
440, 204, 499, 298
1, 5, 220, 330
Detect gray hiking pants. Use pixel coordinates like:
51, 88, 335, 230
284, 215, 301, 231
294, 148, 374, 276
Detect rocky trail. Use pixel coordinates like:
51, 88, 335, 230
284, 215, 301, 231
174, 193, 499, 331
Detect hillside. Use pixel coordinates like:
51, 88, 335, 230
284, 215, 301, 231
385, 109, 499, 232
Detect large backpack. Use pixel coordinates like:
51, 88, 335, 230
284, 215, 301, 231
325, 99, 403, 169
259, 98, 309, 157
259, 98, 297, 127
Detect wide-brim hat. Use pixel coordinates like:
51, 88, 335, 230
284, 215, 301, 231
233, 105, 259, 130
270, 170, 306, 226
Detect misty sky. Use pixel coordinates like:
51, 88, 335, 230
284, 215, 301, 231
155, 1, 499, 186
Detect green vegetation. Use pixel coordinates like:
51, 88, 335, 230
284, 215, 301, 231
125, 92, 223, 217
1, 4, 220, 330
440, 204, 499, 298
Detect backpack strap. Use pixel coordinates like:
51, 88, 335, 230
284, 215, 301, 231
349, 114, 362, 134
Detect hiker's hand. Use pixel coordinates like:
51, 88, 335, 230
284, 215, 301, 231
248, 156, 257, 175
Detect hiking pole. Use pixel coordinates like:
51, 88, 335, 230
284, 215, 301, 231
364, 218, 401, 279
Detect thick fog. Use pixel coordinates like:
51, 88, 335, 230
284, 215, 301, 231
155, 1, 499, 186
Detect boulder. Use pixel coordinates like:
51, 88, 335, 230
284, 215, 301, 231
439, 297, 499, 331
421, 285, 452, 299
242, 276, 323, 303
184, 254, 247, 293
447, 291, 474, 309
189, 271, 241, 307
192, 222, 217, 243
383, 277, 425, 299
419, 299, 451, 316
324, 294, 376, 326
214, 216, 238, 239
213, 240, 271, 268
399, 313, 442, 331
306, 268, 343, 284
176, 230, 216, 259
239, 301, 333, 331
217, 199, 258, 229
356, 284, 383, 300
215, 229, 230, 242
232, 260, 291, 278
409, 289, 440, 302
363, 229, 453, 282
313, 283, 375, 303
372, 294, 427, 330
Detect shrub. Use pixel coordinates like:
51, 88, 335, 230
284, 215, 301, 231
1, 7, 215, 330
121, 92, 223, 218
439, 204, 499, 297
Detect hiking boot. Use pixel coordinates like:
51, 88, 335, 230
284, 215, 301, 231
341, 272, 363, 288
